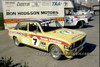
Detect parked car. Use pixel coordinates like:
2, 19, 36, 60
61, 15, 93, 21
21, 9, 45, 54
92, 5, 100, 15
76, 10, 92, 20
8, 19, 87, 60
89, 10, 94, 15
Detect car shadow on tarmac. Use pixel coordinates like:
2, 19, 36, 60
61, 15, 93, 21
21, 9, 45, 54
88, 18, 95, 22
20, 43, 96, 60
71, 43, 97, 60
82, 25, 94, 28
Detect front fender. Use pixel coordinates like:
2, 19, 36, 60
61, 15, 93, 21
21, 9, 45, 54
47, 42, 65, 53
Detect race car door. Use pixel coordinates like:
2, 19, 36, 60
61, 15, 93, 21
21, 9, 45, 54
28, 22, 48, 50
18, 22, 30, 45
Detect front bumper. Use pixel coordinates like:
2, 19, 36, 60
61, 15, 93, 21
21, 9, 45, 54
68, 39, 87, 51
64, 39, 87, 58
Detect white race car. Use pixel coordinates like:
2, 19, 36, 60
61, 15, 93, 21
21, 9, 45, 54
76, 10, 93, 20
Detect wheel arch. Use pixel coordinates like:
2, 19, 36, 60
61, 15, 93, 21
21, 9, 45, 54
76, 20, 85, 28
13, 36, 20, 42
13, 36, 16, 40
48, 43, 63, 53
77, 20, 85, 25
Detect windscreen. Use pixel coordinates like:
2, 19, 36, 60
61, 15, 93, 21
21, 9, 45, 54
40, 20, 62, 32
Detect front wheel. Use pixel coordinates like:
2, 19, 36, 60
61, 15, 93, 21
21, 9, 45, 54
76, 21, 84, 29
50, 45, 62, 60
14, 37, 20, 46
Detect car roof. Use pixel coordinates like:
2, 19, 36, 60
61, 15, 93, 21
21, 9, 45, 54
15, 18, 56, 29
18, 18, 56, 24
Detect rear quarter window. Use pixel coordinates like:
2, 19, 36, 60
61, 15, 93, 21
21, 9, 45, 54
18, 22, 28, 31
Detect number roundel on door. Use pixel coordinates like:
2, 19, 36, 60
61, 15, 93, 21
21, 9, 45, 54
32, 36, 39, 47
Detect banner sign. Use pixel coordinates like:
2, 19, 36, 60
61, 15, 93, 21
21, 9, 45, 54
2, 0, 74, 29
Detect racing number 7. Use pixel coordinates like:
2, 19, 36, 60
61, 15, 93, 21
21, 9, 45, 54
33, 38, 37, 45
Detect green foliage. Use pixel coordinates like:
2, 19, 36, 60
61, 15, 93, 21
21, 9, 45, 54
0, 56, 14, 67
0, 12, 4, 30
20, 62, 29, 67
0, 56, 29, 67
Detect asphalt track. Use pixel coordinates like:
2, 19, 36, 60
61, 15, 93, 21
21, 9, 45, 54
0, 16, 99, 67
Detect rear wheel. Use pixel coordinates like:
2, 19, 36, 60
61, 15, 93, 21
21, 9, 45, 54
94, 11, 99, 15
14, 37, 20, 46
50, 45, 62, 60
76, 21, 84, 29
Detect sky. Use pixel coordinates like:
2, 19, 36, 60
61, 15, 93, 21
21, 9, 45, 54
0, 0, 2, 12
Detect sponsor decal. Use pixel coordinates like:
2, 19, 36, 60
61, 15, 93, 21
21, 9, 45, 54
66, 19, 69, 22
17, 2, 30, 6
42, 1, 51, 6
65, 17, 70, 22
6, 11, 40, 16
41, 11, 58, 16
39, 45, 46, 49
5, 11, 58, 16
5, 2, 15, 4
52, 2, 61, 6
31, 2, 40, 7
40, 42, 46, 49
5, 1, 16, 7
22, 37, 29, 44
32, 36, 39, 47
9, 31, 27, 37
71, 18, 73, 22
9, 31, 69, 45
60, 30, 74, 34
72, 34, 82, 40
40, 42, 46, 45
63, 2, 68, 6
40, 37, 62, 44
41, 21, 50, 25
29, 34, 69, 45
65, 17, 73, 23
78, 16, 87, 18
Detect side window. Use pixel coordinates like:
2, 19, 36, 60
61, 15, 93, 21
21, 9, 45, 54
64, 8, 70, 15
18, 23, 28, 31
64, 8, 73, 15
65, 10, 69, 15
29, 23, 41, 33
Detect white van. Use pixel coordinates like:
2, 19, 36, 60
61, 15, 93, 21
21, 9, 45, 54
2, 0, 88, 29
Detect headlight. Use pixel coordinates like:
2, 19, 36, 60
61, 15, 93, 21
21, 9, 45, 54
64, 45, 69, 51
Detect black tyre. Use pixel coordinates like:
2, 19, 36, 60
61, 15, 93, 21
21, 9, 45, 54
94, 11, 97, 15
14, 37, 20, 46
50, 45, 62, 60
94, 11, 99, 15
76, 21, 84, 29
